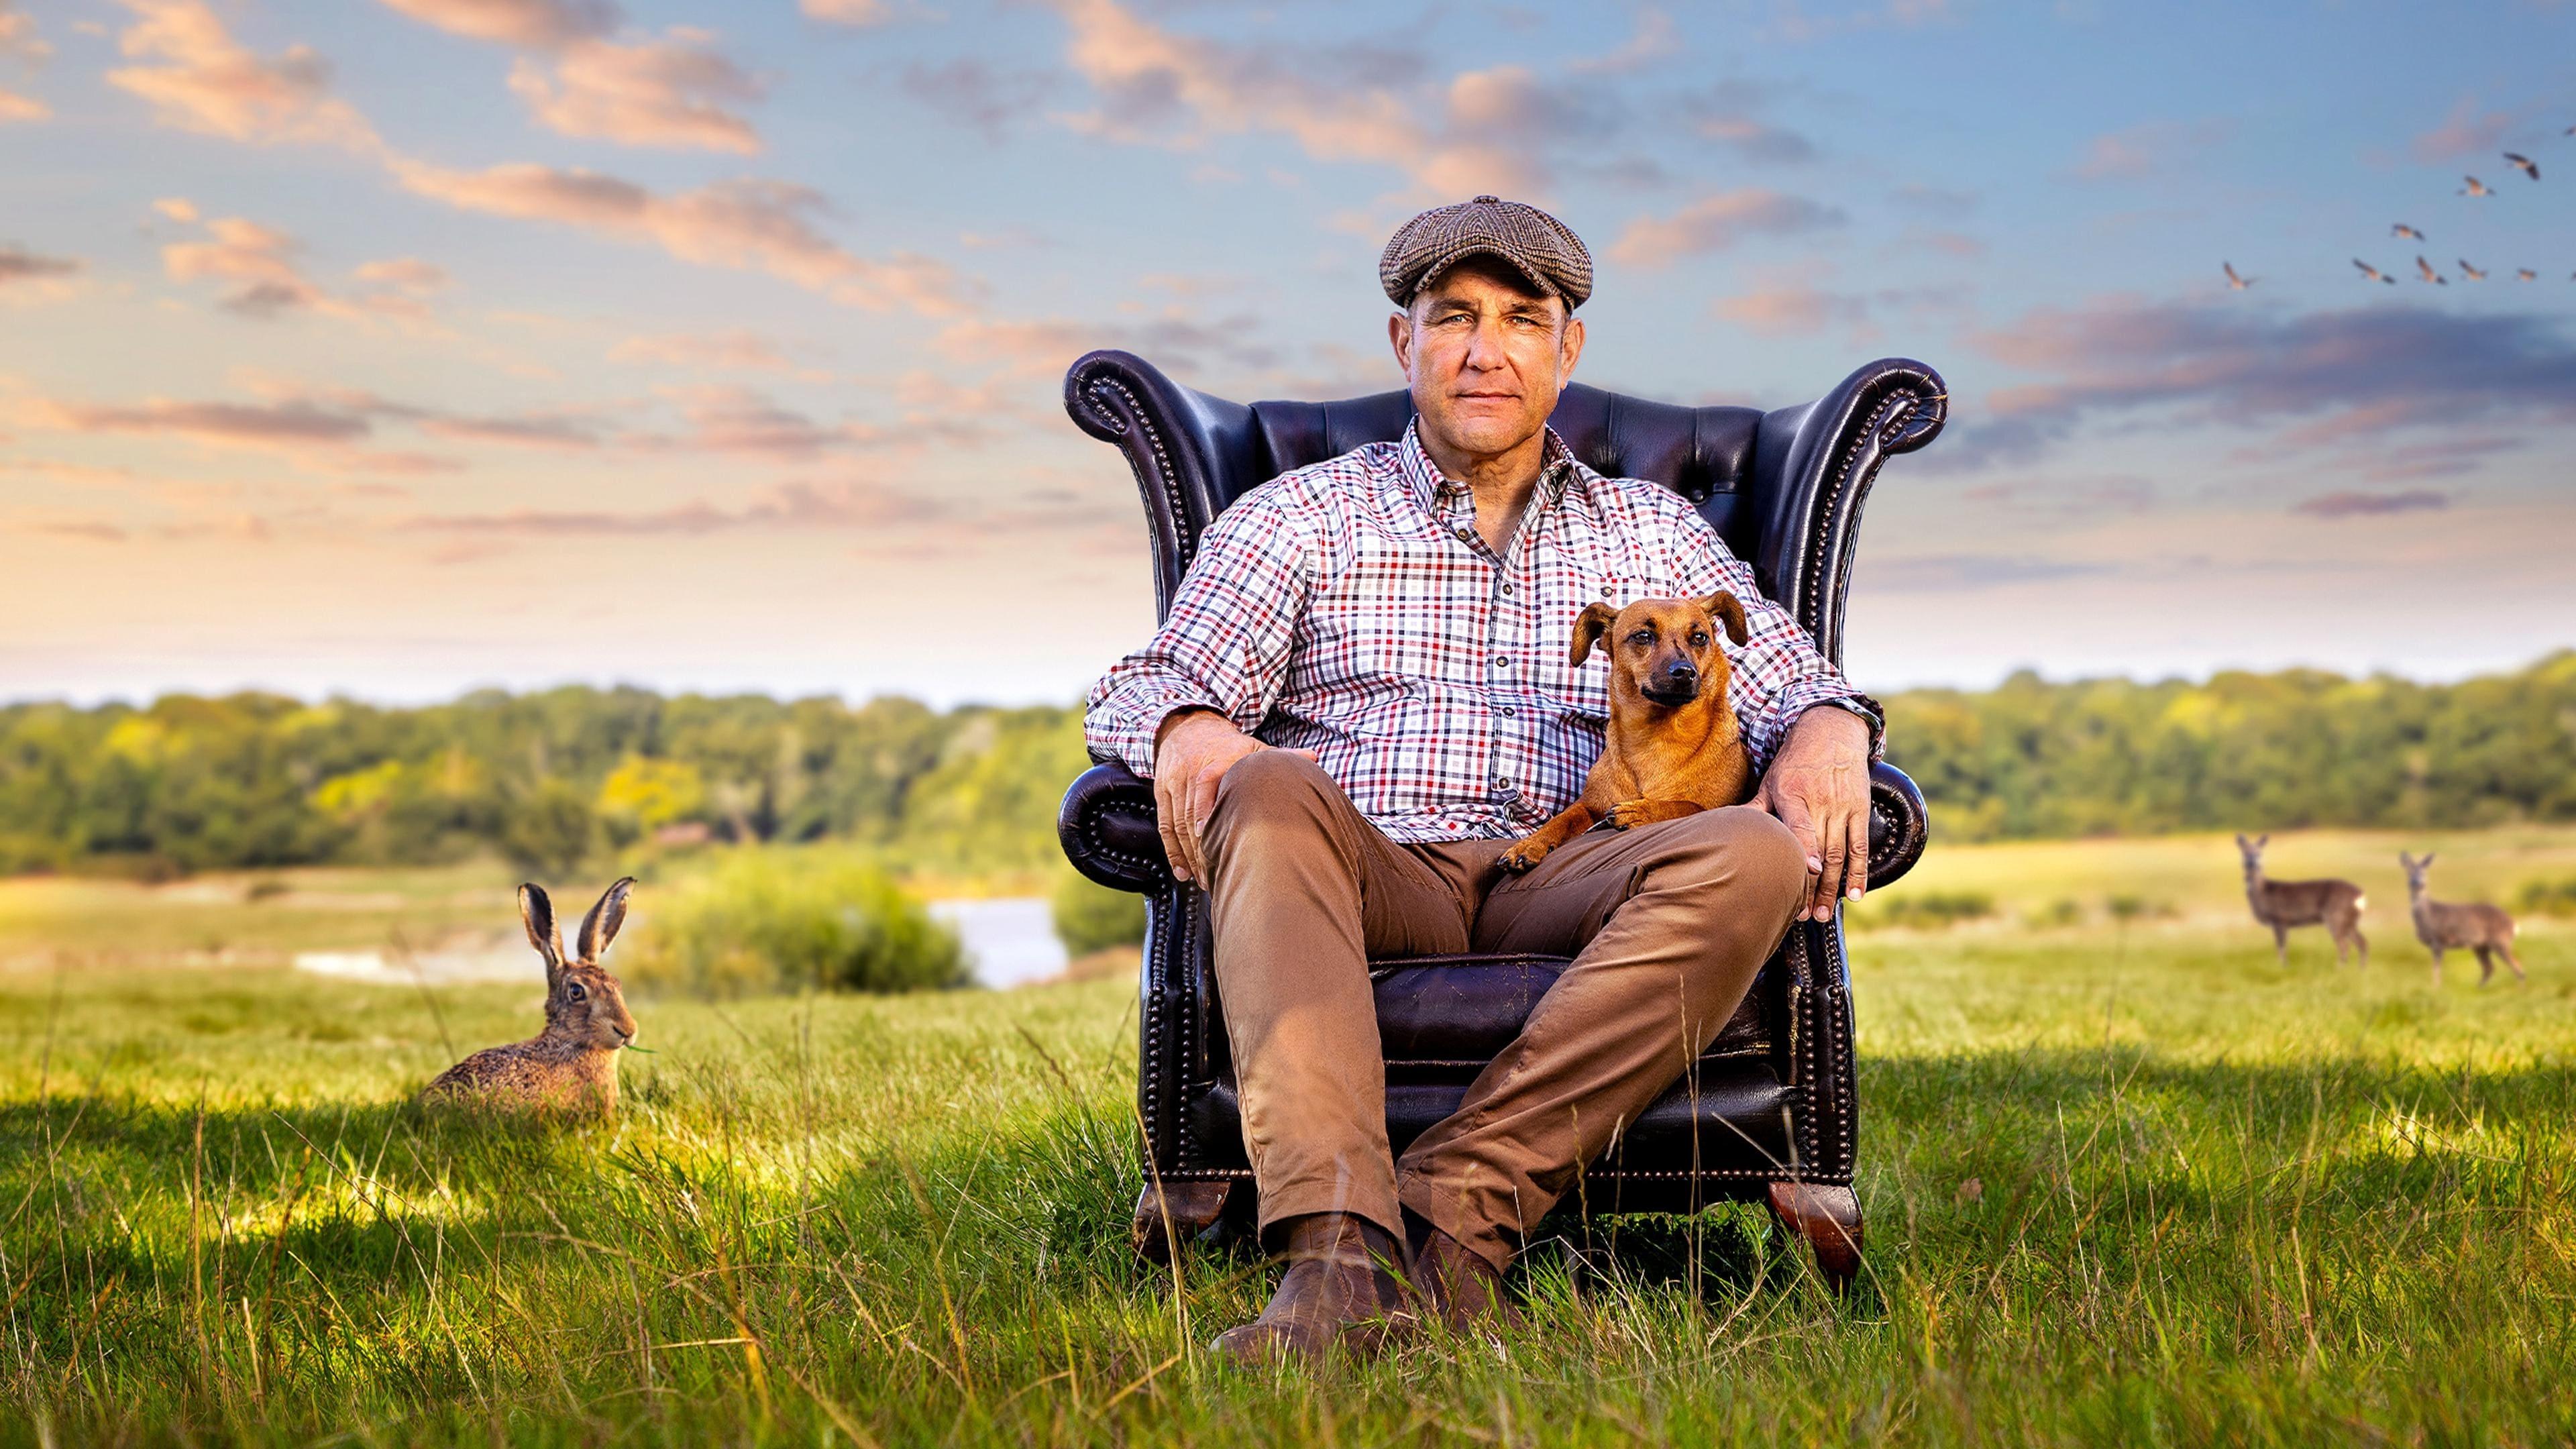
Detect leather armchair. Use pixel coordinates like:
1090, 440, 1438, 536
1057, 351, 1945, 1289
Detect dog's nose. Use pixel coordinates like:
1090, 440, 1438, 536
1662, 664, 1699, 689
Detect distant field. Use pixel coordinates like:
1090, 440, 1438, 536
2, 827, 2573, 1444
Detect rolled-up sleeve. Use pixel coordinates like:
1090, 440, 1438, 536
1674, 516, 1884, 770
1083, 497, 1311, 778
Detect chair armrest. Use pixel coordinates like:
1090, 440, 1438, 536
1059, 762, 1174, 894
1867, 761, 1929, 889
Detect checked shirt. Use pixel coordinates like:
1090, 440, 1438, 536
1084, 421, 1880, 845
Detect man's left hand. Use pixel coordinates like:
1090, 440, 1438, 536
1754, 706, 1873, 922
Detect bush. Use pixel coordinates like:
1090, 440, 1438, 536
621, 848, 966, 997
1052, 874, 1147, 956
1860, 889, 1995, 931
2516, 876, 2576, 918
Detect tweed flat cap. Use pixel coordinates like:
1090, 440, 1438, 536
1379, 194, 1593, 310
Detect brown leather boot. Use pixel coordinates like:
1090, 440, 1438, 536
1407, 1224, 1523, 1333
1209, 1213, 1413, 1366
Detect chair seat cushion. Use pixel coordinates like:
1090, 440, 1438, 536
1368, 952, 1773, 1068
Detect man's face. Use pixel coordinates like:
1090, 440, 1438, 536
1390, 258, 1585, 463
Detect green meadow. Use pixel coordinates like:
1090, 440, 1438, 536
4, 827, 2574, 1445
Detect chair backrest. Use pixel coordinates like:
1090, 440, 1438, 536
1244, 384, 1772, 565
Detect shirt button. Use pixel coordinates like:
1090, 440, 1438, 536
1500, 582, 1515, 594
1498, 706, 1517, 718
1492, 656, 1509, 669
1454, 527, 1473, 542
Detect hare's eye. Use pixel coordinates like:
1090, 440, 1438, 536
568, 983, 587, 1001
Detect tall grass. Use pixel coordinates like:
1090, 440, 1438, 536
2, 827, 2573, 1444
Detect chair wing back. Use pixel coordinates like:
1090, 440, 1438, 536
1063, 351, 1945, 668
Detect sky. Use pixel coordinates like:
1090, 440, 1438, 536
1, 0, 2572, 711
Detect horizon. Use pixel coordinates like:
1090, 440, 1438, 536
4, 0, 2573, 709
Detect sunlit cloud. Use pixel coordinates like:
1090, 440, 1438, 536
0, 244, 78, 288
2070, 118, 2231, 180
2408, 96, 2518, 162
2292, 489, 2448, 519
0, 0, 49, 119
16, 396, 373, 447
801, 0, 893, 24
158, 212, 442, 327
1609, 189, 1845, 267
381, 0, 763, 152
353, 257, 449, 292
609, 329, 803, 373
399, 479, 945, 537
376, 0, 614, 48
107, 0, 380, 152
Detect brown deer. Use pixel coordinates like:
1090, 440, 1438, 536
2235, 834, 2367, 967
2398, 852, 2524, 987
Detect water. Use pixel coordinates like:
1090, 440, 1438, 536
927, 897, 1069, 989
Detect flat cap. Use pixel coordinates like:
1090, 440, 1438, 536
1379, 194, 1593, 311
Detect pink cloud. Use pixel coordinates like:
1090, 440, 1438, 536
376, 0, 614, 48
2410, 97, 2514, 163
1609, 189, 1844, 268
2293, 489, 2448, 519
506, 31, 763, 154
2069, 119, 2231, 181
1711, 278, 1866, 337
0, 244, 78, 286
17, 396, 373, 447
801, 0, 892, 23
107, 0, 380, 151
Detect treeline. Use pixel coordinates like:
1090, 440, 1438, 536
1, 651, 2570, 877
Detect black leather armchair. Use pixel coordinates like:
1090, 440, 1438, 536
1057, 351, 1943, 1289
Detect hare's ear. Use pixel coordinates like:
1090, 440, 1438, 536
2255, 833, 2269, 849
578, 877, 635, 963
520, 883, 564, 983
1568, 602, 1619, 665
1697, 590, 1750, 647
2420, 853, 2434, 869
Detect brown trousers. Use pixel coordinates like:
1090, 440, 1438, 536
1199, 749, 1809, 1272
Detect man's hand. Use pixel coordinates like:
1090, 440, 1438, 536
1754, 706, 1873, 922
1150, 710, 1310, 884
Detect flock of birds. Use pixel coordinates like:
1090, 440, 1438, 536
2222, 126, 2573, 290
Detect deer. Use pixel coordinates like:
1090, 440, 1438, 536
2398, 852, 2524, 987
2235, 834, 2367, 967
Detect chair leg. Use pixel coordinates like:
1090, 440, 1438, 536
1766, 1181, 1864, 1292
1131, 1180, 1234, 1265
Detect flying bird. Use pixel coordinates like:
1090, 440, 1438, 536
2416, 254, 2447, 284
2459, 260, 2488, 281
2517, 268, 2538, 282
2353, 258, 2396, 284
2392, 223, 2424, 240
2504, 153, 2538, 181
2223, 262, 2255, 290
2461, 176, 2495, 197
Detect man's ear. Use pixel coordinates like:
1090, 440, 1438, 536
1568, 602, 1619, 665
1388, 310, 1414, 380
1697, 591, 1750, 646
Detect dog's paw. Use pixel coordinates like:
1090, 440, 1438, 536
1497, 843, 1546, 873
1603, 801, 1646, 830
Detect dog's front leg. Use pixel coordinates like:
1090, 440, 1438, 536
1603, 798, 1707, 831
1498, 802, 1598, 873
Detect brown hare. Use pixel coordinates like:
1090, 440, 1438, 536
422, 878, 639, 1114
2399, 852, 2524, 987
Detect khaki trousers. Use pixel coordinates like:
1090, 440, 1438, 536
1199, 748, 1810, 1272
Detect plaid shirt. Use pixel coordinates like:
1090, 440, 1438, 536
1085, 421, 1880, 845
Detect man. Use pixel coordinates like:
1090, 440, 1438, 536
1084, 196, 1881, 1364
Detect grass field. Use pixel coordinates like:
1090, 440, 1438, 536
4, 827, 2574, 1445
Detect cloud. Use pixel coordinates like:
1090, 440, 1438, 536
1867, 553, 2107, 592
354, 256, 449, 291
417, 412, 602, 449
0, 87, 41, 121
1609, 190, 1845, 267
401, 480, 943, 537
1890, 183, 1978, 218
17, 396, 373, 447
1949, 297, 2576, 470
2292, 489, 2448, 519
0, 244, 78, 286
902, 58, 1051, 142
380, 0, 763, 152
376, 0, 614, 48
610, 329, 803, 373
1711, 276, 1867, 337
388, 159, 966, 313
1681, 80, 1815, 164
0, 0, 46, 62
506, 31, 763, 154
2070, 118, 2230, 180
1568, 8, 1678, 76
107, 0, 380, 151
801, 0, 892, 23
1045, 0, 1614, 195
2409, 98, 2515, 163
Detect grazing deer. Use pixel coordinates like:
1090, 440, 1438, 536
2235, 834, 2368, 967
2398, 852, 2524, 987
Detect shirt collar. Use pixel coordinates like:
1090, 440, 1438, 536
1397, 419, 1585, 516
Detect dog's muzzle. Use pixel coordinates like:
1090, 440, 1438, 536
1642, 672, 1700, 707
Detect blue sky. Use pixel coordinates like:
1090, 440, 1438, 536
2, 0, 2571, 709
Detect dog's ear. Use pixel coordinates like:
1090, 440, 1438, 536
577, 877, 635, 964
1567, 602, 1619, 665
521, 883, 564, 985
1697, 591, 1750, 647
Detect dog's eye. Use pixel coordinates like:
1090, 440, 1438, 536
1691, 632, 1709, 647
568, 983, 587, 1001
1627, 629, 1654, 647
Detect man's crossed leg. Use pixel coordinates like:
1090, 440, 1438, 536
1197, 748, 1809, 1362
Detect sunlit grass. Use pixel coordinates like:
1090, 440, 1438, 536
4, 827, 2574, 1444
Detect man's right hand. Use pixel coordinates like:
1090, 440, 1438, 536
1152, 710, 1291, 883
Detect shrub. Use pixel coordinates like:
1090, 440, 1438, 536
2516, 876, 2576, 918
621, 848, 966, 997
1859, 890, 1995, 931
2025, 898, 2085, 929
1052, 873, 1147, 956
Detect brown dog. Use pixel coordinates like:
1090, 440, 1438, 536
1498, 593, 1755, 874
